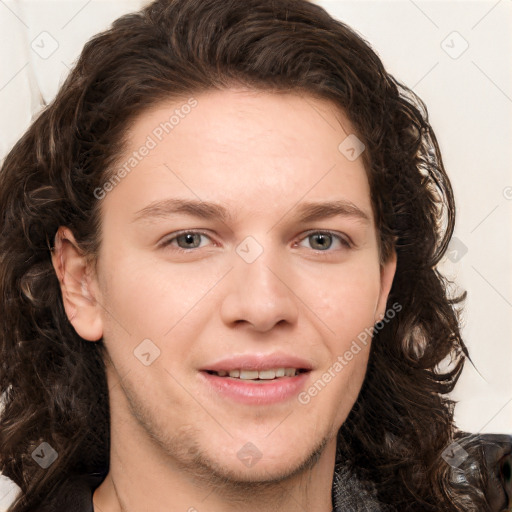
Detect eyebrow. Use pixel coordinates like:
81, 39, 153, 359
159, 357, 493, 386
294, 200, 371, 224
132, 198, 371, 225
132, 198, 233, 224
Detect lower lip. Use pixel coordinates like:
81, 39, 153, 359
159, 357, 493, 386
199, 371, 310, 405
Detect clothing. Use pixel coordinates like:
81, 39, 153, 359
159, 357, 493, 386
331, 463, 383, 511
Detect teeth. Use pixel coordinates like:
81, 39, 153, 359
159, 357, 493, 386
258, 370, 276, 380
215, 368, 300, 379
239, 370, 259, 380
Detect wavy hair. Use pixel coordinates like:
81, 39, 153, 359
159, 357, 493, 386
0, 0, 487, 510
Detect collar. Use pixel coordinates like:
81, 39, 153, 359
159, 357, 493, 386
331, 462, 383, 511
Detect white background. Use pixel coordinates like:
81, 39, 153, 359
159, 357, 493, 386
1, 0, 511, 508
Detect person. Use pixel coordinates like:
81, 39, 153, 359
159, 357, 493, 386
0, 0, 510, 511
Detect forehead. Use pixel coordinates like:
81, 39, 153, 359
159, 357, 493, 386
103, 88, 373, 225
127, 88, 358, 155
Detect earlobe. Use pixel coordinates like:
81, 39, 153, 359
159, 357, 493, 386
51, 227, 103, 341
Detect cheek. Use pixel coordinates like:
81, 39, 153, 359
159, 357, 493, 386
99, 250, 215, 332
302, 259, 381, 337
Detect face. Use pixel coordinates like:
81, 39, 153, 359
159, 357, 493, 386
55, 88, 396, 486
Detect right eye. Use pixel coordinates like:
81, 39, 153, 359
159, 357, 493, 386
160, 230, 215, 252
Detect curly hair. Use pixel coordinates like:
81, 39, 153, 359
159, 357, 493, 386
0, 0, 486, 510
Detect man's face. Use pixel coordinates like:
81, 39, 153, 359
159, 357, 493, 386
83, 89, 395, 483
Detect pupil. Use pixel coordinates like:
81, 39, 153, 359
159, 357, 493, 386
178, 233, 200, 248
311, 233, 331, 250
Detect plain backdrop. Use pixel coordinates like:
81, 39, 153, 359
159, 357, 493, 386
1, 0, 511, 508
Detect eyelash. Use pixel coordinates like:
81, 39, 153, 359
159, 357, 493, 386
159, 229, 352, 255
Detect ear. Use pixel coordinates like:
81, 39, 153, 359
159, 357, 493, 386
374, 250, 397, 323
51, 227, 103, 341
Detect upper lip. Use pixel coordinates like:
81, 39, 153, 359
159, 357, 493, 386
200, 353, 314, 372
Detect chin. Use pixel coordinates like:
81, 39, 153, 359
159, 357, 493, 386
199, 434, 329, 485
200, 456, 310, 489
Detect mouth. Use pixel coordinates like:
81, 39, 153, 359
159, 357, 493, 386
198, 354, 313, 404
204, 368, 310, 381
199, 369, 310, 404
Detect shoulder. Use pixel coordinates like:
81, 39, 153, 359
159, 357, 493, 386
331, 432, 512, 511
455, 432, 512, 511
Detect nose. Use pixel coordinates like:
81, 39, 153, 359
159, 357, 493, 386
219, 243, 299, 333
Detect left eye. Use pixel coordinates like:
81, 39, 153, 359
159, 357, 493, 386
296, 231, 351, 251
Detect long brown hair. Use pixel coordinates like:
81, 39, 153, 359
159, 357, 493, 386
0, 0, 487, 510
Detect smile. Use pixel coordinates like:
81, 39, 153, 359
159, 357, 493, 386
199, 369, 311, 404
206, 368, 308, 380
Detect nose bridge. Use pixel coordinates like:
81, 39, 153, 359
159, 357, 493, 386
238, 237, 284, 294
220, 234, 298, 331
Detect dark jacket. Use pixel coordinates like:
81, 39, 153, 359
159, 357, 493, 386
33, 433, 512, 511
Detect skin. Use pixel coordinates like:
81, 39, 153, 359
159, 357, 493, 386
52, 88, 396, 512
